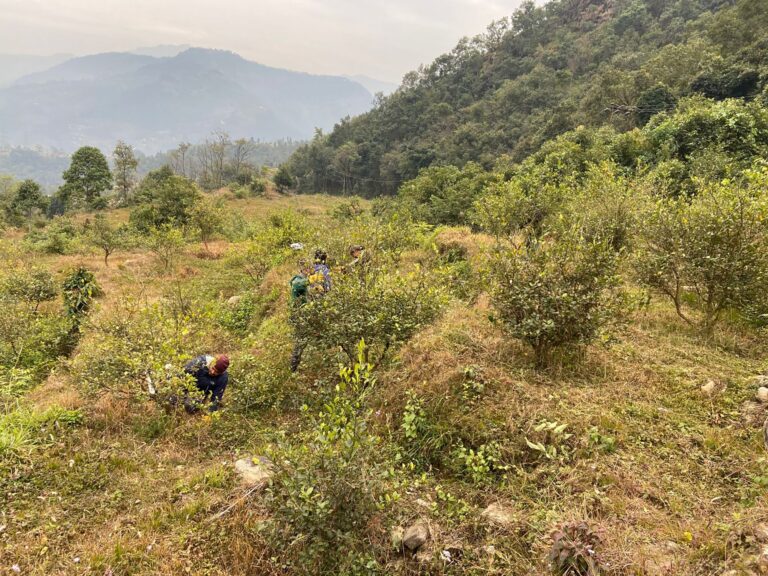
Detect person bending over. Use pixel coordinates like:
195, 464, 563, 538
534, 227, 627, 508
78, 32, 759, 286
183, 354, 230, 412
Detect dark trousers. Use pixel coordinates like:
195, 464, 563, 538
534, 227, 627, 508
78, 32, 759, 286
189, 373, 229, 411
290, 341, 305, 373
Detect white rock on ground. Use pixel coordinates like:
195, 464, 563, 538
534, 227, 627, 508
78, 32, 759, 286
757, 387, 768, 403
758, 545, 768, 574
701, 380, 717, 395
403, 520, 430, 551
480, 502, 516, 528
755, 523, 768, 543
234, 456, 273, 487
227, 295, 243, 306
754, 375, 768, 388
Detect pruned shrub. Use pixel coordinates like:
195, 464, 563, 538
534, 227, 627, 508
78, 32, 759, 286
264, 343, 397, 574
290, 258, 446, 368
490, 236, 620, 366
70, 295, 214, 401
634, 173, 768, 333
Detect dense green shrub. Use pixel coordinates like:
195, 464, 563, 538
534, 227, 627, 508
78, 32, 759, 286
24, 217, 80, 254
265, 344, 398, 574
398, 162, 496, 226
635, 173, 768, 332
70, 295, 214, 400
62, 267, 101, 319
0, 264, 69, 377
556, 162, 639, 252
189, 195, 226, 249
290, 259, 446, 368
130, 167, 201, 232
490, 236, 620, 366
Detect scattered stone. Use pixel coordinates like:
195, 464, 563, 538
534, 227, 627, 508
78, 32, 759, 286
741, 400, 766, 426
481, 502, 516, 528
441, 542, 464, 564
701, 380, 717, 395
481, 544, 496, 558
390, 527, 404, 549
754, 375, 768, 388
759, 545, 768, 574
757, 387, 768, 404
642, 541, 680, 576
415, 498, 433, 509
234, 456, 273, 487
227, 295, 243, 306
403, 520, 430, 551
415, 547, 432, 563
755, 524, 768, 543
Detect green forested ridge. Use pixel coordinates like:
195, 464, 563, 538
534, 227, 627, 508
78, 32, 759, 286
286, 0, 768, 195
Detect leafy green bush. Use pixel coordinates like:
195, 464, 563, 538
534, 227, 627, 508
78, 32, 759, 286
88, 213, 133, 266
330, 197, 365, 221
228, 350, 294, 413
290, 259, 446, 368
146, 225, 185, 271
129, 167, 201, 232
189, 195, 226, 249
490, 236, 620, 366
398, 162, 496, 226
556, 162, 639, 252
450, 441, 508, 484
265, 343, 397, 574
70, 295, 214, 400
634, 173, 768, 333
0, 264, 70, 375
62, 267, 101, 319
24, 217, 80, 254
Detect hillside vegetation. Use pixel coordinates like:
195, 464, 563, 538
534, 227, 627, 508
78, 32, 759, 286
2, 0, 768, 574
285, 0, 768, 196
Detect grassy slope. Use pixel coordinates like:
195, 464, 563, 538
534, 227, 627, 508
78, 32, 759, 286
2, 194, 767, 575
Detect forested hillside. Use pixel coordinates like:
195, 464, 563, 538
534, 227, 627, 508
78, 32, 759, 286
286, 0, 768, 195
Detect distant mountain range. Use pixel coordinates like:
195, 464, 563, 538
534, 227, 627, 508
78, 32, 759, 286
0, 47, 389, 153
0, 53, 72, 88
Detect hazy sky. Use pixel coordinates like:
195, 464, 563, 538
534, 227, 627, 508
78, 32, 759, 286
0, 0, 525, 82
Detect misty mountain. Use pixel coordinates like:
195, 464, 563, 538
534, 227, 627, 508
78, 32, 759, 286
0, 48, 374, 153
0, 53, 72, 88
129, 44, 192, 58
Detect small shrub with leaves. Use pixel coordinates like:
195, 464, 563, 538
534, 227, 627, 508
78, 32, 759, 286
549, 521, 602, 576
265, 342, 399, 574
70, 294, 214, 400
146, 225, 186, 271
635, 173, 768, 333
451, 441, 508, 484
62, 267, 101, 319
24, 217, 80, 254
490, 235, 620, 366
291, 259, 446, 368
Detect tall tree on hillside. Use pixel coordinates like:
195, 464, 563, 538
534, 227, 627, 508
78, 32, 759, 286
332, 142, 360, 195
8, 179, 47, 227
198, 131, 230, 190
169, 142, 194, 179
60, 146, 112, 209
112, 141, 139, 205
232, 138, 255, 179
